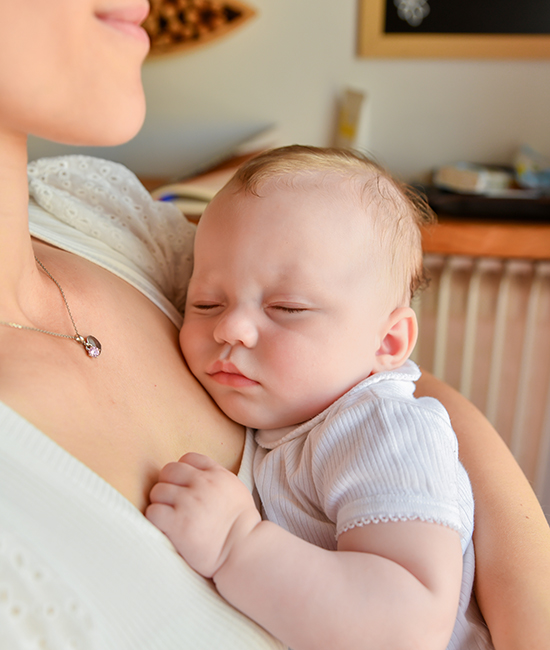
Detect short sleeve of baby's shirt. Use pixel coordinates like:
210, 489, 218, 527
307, 373, 473, 550
27, 155, 195, 327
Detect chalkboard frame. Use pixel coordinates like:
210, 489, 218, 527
358, 0, 550, 58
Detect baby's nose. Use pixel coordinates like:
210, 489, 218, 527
213, 308, 258, 348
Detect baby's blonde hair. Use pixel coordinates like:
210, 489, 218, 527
228, 145, 435, 307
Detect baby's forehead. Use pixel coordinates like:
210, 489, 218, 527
238, 171, 373, 224
258, 168, 368, 196
203, 168, 396, 249
251, 168, 402, 219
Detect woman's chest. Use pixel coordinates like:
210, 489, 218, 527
1, 343, 244, 510
0, 262, 244, 511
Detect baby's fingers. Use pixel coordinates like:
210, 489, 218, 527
149, 480, 182, 505
179, 452, 220, 471
156, 454, 220, 486
157, 459, 198, 486
145, 502, 176, 532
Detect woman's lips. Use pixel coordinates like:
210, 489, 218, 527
96, 4, 150, 45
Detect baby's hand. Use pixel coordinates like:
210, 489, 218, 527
146, 452, 261, 578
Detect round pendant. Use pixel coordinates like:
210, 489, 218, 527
85, 336, 102, 358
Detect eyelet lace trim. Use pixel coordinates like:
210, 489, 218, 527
338, 514, 461, 537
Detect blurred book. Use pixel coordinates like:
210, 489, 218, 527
433, 162, 514, 196
151, 148, 270, 222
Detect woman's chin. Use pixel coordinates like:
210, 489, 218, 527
47, 100, 146, 148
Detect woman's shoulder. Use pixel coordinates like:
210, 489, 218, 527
28, 155, 196, 323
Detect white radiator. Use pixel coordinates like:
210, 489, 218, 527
412, 254, 550, 518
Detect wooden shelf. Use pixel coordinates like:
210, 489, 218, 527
422, 217, 550, 260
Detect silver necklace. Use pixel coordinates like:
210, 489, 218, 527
0, 257, 101, 358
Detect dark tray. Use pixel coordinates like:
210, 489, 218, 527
422, 186, 550, 222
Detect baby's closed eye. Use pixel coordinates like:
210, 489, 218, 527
270, 305, 308, 314
189, 302, 225, 314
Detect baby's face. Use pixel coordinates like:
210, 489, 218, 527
181, 179, 392, 430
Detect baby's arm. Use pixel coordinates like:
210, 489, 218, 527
147, 453, 463, 650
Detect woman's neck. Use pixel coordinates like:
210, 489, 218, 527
0, 128, 29, 214
0, 128, 37, 303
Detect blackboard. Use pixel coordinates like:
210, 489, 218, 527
385, 0, 550, 36
358, 0, 550, 58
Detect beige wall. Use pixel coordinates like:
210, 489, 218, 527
29, 0, 550, 182
140, 0, 550, 180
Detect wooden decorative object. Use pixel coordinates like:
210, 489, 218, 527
144, 0, 256, 58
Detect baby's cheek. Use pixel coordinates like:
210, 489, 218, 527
179, 325, 192, 361
179, 323, 205, 370
178, 323, 188, 352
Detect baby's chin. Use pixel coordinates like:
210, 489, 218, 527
231, 412, 306, 434
209, 389, 311, 431
220, 404, 299, 432
231, 415, 293, 432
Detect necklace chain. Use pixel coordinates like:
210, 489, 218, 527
0, 257, 102, 358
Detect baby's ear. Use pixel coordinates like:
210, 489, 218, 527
373, 307, 418, 372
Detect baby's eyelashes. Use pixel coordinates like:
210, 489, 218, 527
270, 305, 307, 314
267, 303, 311, 315
187, 299, 314, 318
190, 302, 223, 312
